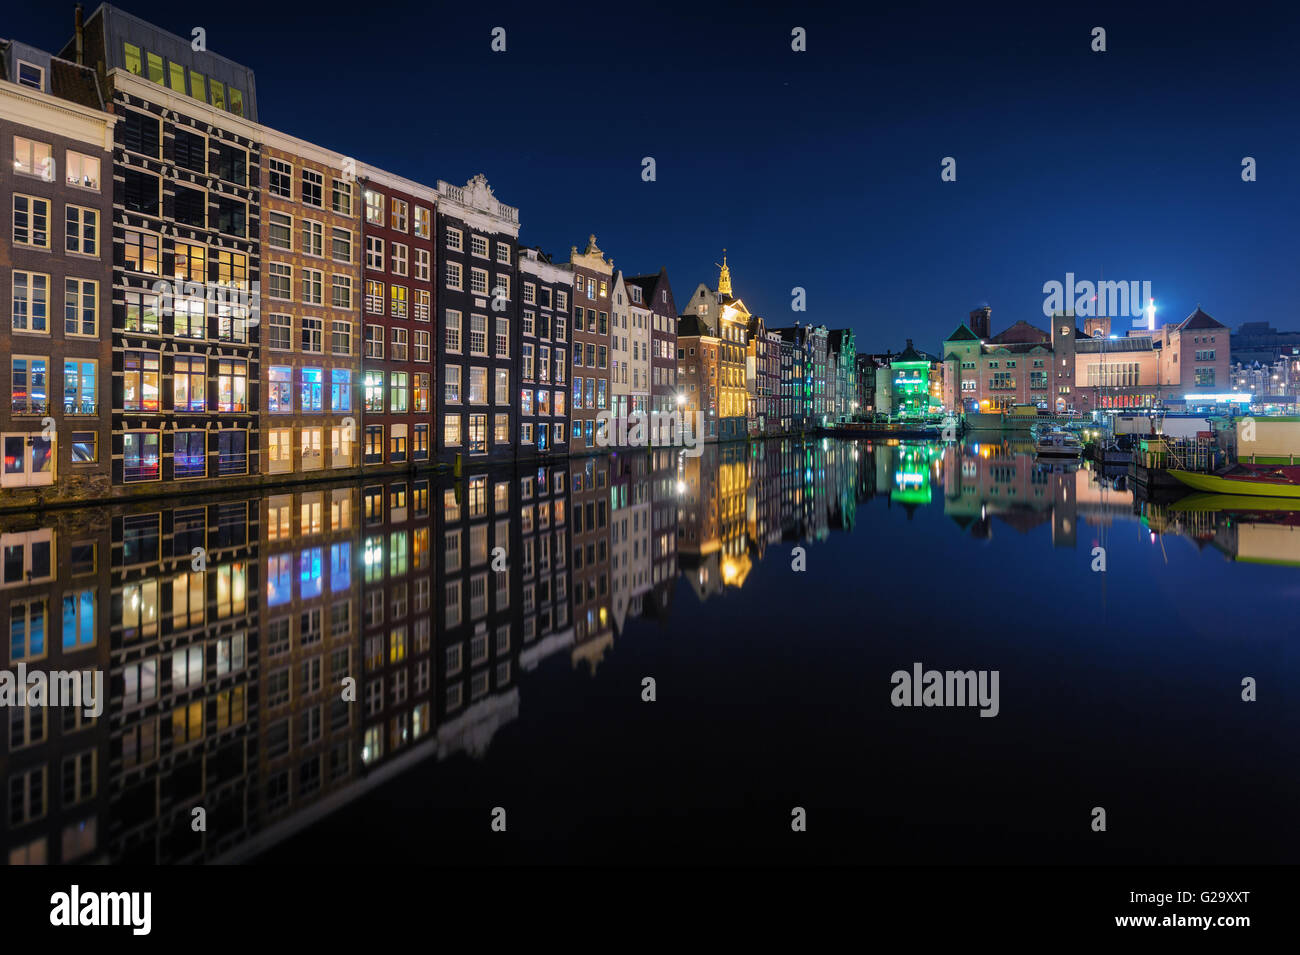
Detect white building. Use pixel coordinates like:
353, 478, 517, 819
628, 280, 652, 416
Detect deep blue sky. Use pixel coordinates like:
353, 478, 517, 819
11, 1, 1299, 352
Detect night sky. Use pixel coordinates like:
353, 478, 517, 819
9, 1, 1299, 352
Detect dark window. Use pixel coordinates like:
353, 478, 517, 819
173, 129, 206, 173
172, 185, 206, 228
174, 431, 206, 478
217, 431, 247, 476
122, 111, 161, 157
213, 143, 247, 185
69, 542, 96, 574
122, 513, 161, 565
172, 506, 206, 556
122, 170, 160, 216
213, 502, 248, 549
214, 197, 246, 237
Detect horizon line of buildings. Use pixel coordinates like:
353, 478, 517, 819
856, 305, 1300, 420
5, 4, 1290, 515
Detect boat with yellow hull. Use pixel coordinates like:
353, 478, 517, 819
1169, 467, 1300, 498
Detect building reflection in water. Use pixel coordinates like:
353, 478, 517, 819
0, 436, 1290, 862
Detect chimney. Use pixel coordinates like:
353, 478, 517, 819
74, 4, 85, 65
969, 306, 991, 339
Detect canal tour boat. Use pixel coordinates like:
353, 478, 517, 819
1169, 463, 1300, 499
1034, 429, 1083, 458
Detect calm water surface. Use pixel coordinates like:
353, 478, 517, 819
2, 438, 1295, 865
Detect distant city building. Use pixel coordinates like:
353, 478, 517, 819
1230, 357, 1298, 412
777, 336, 796, 430
943, 305, 1230, 413
1231, 321, 1300, 365
745, 316, 780, 434
771, 322, 828, 429
828, 329, 857, 422
888, 340, 940, 418
856, 353, 894, 417
679, 255, 749, 441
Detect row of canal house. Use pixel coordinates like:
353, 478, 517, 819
674, 256, 856, 438
1, 5, 689, 509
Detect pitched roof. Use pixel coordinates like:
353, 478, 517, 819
625, 273, 657, 299
676, 314, 712, 338
49, 57, 104, 110
895, 339, 934, 362
1178, 306, 1225, 331
627, 268, 675, 313
945, 324, 981, 342
988, 320, 1049, 345
987, 342, 1051, 355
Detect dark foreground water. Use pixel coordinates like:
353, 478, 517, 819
2, 438, 1296, 865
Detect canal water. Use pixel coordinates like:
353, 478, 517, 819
3, 438, 1296, 865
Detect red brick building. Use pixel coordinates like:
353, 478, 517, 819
1, 52, 115, 506
359, 169, 437, 468
943, 306, 1231, 414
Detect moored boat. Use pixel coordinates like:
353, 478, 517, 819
1168, 463, 1300, 498
1034, 429, 1083, 458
